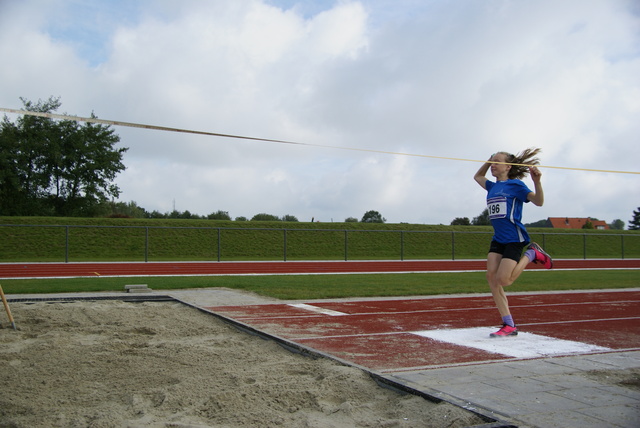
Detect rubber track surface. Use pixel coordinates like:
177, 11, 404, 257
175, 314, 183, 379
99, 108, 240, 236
206, 290, 640, 371
0, 259, 638, 278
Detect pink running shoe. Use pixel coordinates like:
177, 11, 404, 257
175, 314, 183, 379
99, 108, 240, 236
490, 324, 518, 338
528, 242, 553, 269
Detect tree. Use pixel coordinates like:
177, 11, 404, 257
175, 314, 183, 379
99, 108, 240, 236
582, 220, 594, 229
56, 116, 126, 216
450, 217, 470, 226
0, 98, 59, 215
629, 207, 640, 230
281, 214, 298, 222
0, 97, 128, 216
109, 200, 147, 218
344, 217, 358, 223
251, 213, 280, 221
609, 219, 625, 230
361, 210, 386, 223
471, 208, 491, 226
147, 210, 166, 219
208, 210, 231, 220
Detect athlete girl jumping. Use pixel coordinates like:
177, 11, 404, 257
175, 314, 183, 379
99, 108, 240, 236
474, 148, 553, 338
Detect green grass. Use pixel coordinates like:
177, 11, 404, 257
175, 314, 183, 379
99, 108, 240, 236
1, 270, 638, 299
2, 216, 639, 262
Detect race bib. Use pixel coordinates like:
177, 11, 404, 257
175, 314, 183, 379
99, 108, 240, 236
487, 197, 507, 219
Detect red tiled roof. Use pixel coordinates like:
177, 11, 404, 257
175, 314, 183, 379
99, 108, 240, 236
547, 217, 609, 230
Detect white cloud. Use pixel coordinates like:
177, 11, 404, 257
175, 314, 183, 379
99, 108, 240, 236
0, 0, 638, 224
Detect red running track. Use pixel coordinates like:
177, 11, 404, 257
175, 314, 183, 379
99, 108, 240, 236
1, 259, 639, 278
205, 290, 640, 372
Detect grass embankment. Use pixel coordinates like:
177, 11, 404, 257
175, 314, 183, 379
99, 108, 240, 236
2, 216, 639, 262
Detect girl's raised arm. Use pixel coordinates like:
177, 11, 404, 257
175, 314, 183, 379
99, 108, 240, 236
527, 166, 544, 206
474, 159, 491, 189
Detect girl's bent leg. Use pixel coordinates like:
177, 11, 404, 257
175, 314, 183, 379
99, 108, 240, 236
487, 253, 532, 318
487, 253, 513, 317
495, 255, 531, 288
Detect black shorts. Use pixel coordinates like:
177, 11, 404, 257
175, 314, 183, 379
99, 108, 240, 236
489, 240, 529, 262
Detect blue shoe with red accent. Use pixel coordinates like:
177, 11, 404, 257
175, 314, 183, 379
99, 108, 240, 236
490, 324, 518, 338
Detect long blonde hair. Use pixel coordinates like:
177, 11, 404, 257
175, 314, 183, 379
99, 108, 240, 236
496, 148, 541, 179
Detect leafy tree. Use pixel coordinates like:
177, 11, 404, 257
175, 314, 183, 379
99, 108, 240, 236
629, 207, 640, 230
0, 97, 128, 216
208, 210, 231, 220
147, 210, 167, 219
0, 98, 58, 215
609, 219, 625, 230
251, 213, 280, 221
471, 208, 490, 226
180, 210, 202, 219
344, 217, 358, 223
235, 216, 248, 221
450, 217, 470, 226
0, 117, 21, 214
361, 210, 386, 223
109, 200, 147, 218
281, 214, 298, 222
582, 220, 594, 229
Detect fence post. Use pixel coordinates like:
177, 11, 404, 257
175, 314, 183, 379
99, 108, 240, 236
145, 227, 149, 262
217, 228, 221, 262
344, 230, 348, 261
283, 229, 287, 261
65, 226, 69, 263
451, 231, 455, 260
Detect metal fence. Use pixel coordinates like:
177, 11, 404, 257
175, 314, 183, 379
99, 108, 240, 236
1, 224, 638, 263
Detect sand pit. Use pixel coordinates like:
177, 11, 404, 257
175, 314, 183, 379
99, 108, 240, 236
0, 299, 485, 427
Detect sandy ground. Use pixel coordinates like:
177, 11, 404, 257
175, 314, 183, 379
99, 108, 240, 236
0, 299, 486, 428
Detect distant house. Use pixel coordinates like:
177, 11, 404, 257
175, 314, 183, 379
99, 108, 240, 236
546, 217, 609, 230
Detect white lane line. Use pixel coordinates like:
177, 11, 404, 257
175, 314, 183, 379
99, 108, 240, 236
522, 316, 639, 326
412, 327, 612, 358
275, 300, 640, 318
288, 303, 347, 316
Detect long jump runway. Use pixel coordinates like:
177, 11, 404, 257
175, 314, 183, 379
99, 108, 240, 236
205, 290, 640, 373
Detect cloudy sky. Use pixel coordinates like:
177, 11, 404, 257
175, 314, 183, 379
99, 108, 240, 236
1, 0, 638, 225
